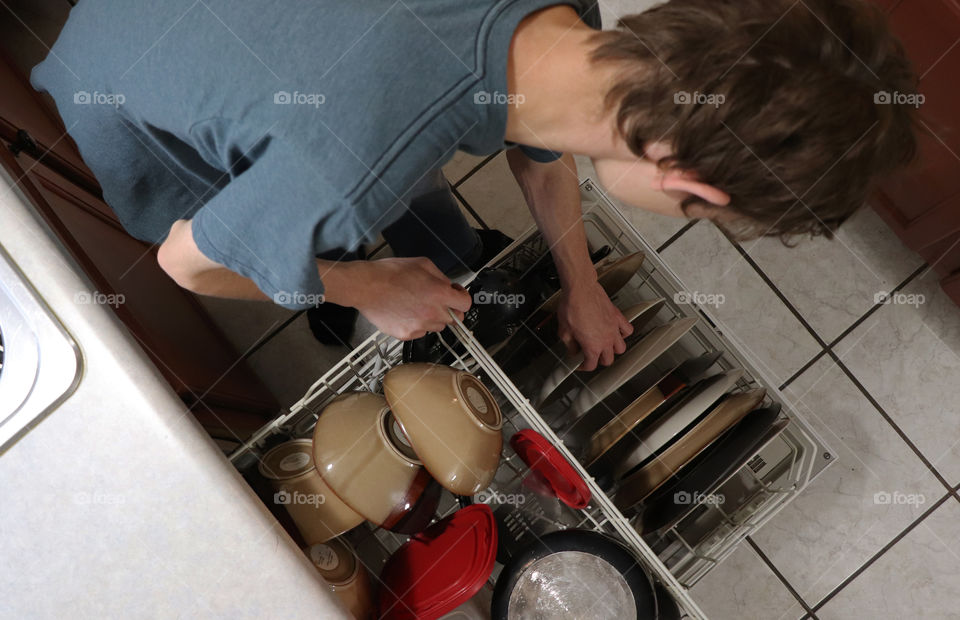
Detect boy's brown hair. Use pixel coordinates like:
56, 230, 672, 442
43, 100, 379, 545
590, 0, 920, 240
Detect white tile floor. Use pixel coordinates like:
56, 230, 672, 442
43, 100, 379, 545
203, 151, 960, 619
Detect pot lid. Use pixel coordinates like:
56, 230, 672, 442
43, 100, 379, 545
379, 505, 497, 619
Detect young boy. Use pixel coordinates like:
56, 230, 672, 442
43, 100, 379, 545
31, 0, 917, 370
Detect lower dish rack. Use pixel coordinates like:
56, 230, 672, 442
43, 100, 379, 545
228, 180, 834, 619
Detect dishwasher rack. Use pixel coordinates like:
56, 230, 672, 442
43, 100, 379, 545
228, 181, 835, 619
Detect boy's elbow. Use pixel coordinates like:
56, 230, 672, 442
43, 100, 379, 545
156, 220, 205, 293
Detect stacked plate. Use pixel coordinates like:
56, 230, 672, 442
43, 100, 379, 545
478, 246, 791, 537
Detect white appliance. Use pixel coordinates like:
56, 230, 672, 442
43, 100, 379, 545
0, 168, 349, 618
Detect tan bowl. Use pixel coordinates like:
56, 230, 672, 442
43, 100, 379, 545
305, 538, 374, 620
312, 392, 438, 530
258, 439, 365, 544
383, 364, 503, 496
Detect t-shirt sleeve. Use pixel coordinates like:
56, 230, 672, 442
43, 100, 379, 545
191, 139, 368, 310
516, 144, 564, 163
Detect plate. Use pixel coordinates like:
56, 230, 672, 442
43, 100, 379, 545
534, 299, 665, 407
538, 251, 646, 315
567, 317, 699, 420
637, 404, 787, 532
495, 251, 646, 371
614, 388, 767, 512
582, 351, 725, 468
611, 369, 745, 479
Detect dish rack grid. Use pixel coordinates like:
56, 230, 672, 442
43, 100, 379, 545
228, 324, 690, 614
228, 181, 834, 618
494, 181, 835, 586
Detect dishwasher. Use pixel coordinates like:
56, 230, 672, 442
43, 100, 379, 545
228, 181, 835, 619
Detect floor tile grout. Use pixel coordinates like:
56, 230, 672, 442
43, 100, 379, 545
823, 263, 927, 350
728, 238, 954, 490
656, 219, 700, 253
449, 184, 490, 230
722, 236, 959, 613
809, 490, 954, 613
241, 310, 306, 360
731, 240, 831, 350
778, 263, 925, 391
745, 536, 819, 617
779, 349, 829, 390
451, 150, 501, 189
826, 350, 955, 492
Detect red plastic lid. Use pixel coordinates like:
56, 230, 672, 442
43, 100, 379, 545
510, 429, 592, 509
379, 504, 497, 620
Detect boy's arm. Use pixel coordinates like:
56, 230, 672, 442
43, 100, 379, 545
507, 149, 633, 371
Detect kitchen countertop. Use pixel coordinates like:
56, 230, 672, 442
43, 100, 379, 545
0, 168, 348, 618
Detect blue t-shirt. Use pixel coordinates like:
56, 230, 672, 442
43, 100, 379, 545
31, 0, 600, 309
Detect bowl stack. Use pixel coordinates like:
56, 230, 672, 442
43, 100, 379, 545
260, 363, 504, 545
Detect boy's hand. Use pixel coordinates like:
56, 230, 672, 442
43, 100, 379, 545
557, 281, 633, 371
323, 257, 472, 340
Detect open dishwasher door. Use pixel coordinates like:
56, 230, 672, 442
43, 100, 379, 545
0, 167, 350, 619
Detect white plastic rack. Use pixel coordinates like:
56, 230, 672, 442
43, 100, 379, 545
228, 181, 835, 619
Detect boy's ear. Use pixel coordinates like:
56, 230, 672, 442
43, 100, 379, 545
653, 169, 731, 207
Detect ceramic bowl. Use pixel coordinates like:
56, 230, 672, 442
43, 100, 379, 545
305, 538, 375, 620
258, 439, 365, 544
383, 363, 503, 496
312, 392, 441, 533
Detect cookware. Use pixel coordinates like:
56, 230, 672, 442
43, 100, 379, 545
510, 429, 590, 509
567, 317, 699, 420
535, 299, 665, 408
491, 530, 657, 619
611, 369, 745, 479
584, 352, 724, 469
